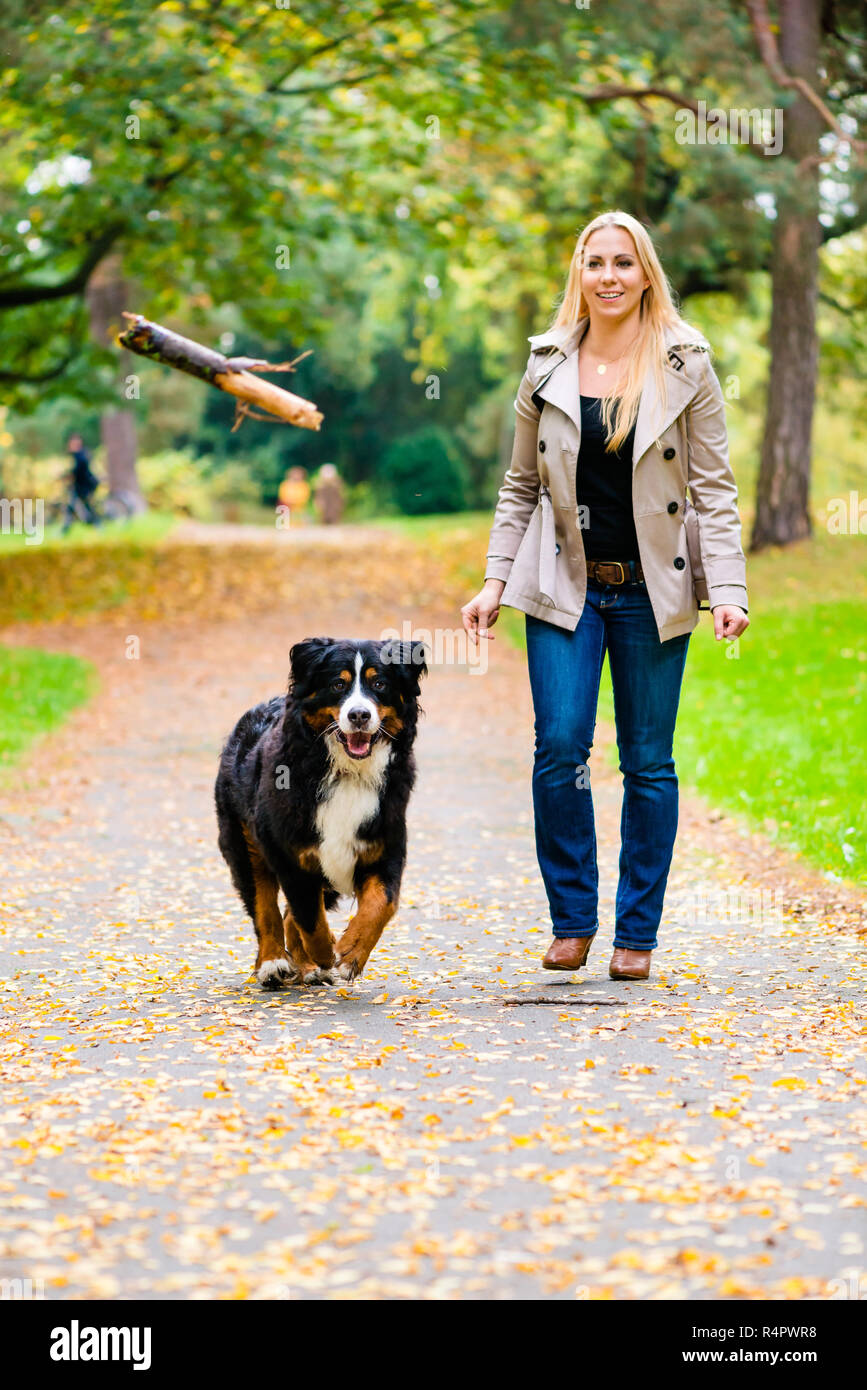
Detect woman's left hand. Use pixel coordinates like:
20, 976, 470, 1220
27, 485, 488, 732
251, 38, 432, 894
712, 605, 749, 640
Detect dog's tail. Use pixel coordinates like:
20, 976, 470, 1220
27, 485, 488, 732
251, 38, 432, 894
215, 785, 257, 921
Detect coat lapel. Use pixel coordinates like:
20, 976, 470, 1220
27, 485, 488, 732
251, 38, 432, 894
631, 341, 701, 467
527, 317, 707, 469
527, 322, 585, 441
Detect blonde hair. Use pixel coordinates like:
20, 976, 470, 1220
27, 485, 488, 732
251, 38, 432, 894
546, 210, 707, 453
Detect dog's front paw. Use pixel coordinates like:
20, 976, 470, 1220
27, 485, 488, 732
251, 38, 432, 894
257, 955, 297, 989
333, 951, 363, 982
300, 964, 334, 986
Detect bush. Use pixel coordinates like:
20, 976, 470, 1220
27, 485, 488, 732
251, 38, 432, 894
341, 478, 395, 521
136, 451, 260, 520
379, 426, 469, 516
0, 452, 70, 504
0, 447, 268, 524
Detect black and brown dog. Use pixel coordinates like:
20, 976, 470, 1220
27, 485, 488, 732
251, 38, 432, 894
215, 637, 427, 987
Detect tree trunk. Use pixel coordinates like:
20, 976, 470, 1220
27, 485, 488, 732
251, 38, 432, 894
86, 252, 147, 513
750, 0, 823, 551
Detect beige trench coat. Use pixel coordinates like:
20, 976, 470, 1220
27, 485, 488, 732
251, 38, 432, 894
485, 316, 748, 641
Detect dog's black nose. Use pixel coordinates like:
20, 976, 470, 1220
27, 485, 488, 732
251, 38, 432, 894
347, 707, 371, 728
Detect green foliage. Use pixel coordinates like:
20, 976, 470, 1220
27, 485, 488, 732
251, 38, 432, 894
0, 435, 265, 525
4, 0, 862, 416
187, 326, 501, 507
136, 451, 260, 521
0, 0, 864, 543
340, 479, 396, 522
0, 645, 95, 771
817, 230, 867, 421
0, 1, 548, 409
0, 450, 70, 509
379, 426, 469, 515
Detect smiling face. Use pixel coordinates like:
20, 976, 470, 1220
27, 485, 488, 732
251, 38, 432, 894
580, 225, 650, 323
290, 638, 427, 763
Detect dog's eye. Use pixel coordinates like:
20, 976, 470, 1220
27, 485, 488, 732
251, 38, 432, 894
371, 678, 387, 692
331, 679, 347, 693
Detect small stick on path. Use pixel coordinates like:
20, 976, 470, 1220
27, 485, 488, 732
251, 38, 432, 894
502, 997, 626, 1007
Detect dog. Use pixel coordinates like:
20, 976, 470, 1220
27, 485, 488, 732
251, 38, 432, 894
215, 636, 427, 987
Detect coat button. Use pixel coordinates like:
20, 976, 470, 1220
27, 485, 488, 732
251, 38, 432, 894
667, 501, 679, 514
538, 440, 546, 453
663, 446, 676, 459
674, 556, 686, 570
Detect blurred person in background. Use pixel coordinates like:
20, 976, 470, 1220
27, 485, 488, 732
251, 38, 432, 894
313, 463, 345, 525
60, 433, 101, 533
278, 465, 311, 526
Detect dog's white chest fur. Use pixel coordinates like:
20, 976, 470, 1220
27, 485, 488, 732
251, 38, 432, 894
315, 742, 391, 897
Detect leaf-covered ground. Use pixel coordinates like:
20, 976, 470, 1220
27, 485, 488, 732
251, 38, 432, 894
0, 532, 864, 1300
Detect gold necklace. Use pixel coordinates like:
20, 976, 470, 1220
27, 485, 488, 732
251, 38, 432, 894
584, 334, 639, 375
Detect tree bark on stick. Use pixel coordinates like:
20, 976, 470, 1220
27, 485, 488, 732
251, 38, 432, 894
117, 315, 323, 430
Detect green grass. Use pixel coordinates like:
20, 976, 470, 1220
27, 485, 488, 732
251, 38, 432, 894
366, 509, 494, 534
0, 645, 96, 771
0, 510, 177, 553
669, 597, 866, 881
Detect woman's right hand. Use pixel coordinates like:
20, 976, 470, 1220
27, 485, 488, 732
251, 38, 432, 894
461, 579, 506, 647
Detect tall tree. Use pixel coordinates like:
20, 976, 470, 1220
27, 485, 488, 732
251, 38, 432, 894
85, 253, 143, 510
746, 0, 865, 547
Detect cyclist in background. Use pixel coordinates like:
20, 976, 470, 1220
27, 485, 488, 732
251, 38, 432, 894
60, 433, 101, 533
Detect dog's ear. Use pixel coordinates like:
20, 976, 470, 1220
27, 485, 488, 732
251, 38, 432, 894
289, 637, 337, 693
379, 638, 429, 695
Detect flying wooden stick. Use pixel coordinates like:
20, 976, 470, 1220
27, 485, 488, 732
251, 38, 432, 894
117, 313, 323, 432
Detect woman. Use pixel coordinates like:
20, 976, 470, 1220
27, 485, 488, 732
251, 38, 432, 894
461, 210, 749, 982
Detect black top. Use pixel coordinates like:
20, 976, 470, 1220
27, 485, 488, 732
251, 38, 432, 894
576, 394, 639, 560
71, 448, 98, 496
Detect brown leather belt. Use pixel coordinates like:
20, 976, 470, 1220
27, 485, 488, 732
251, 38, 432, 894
586, 558, 644, 585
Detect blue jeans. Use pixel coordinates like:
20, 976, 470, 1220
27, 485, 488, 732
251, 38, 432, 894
525, 577, 690, 950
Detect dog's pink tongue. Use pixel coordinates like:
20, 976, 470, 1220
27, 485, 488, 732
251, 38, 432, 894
347, 732, 370, 754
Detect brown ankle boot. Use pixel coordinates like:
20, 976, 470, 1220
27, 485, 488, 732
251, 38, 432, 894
543, 935, 594, 971
609, 947, 651, 980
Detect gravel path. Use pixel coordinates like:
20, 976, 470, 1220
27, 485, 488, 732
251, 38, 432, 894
0, 578, 864, 1300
